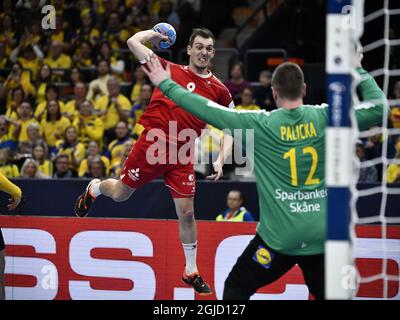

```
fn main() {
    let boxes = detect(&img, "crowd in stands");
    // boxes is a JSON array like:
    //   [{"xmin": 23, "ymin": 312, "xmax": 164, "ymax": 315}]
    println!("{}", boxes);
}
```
[
  {"xmin": 0, "ymin": 0, "xmax": 399, "ymax": 183},
  {"xmin": 0, "ymin": 0, "xmax": 185, "ymax": 180}
]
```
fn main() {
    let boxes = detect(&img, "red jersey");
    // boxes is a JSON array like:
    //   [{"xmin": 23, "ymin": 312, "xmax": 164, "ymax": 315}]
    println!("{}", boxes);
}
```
[{"xmin": 139, "ymin": 55, "xmax": 234, "ymax": 142}]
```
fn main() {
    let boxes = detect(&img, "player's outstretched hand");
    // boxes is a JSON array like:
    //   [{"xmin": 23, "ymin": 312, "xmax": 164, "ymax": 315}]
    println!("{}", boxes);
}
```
[
  {"xmin": 141, "ymin": 55, "xmax": 170, "ymax": 86},
  {"xmin": 206, "ymin": 160, "xmax": 224, "ymax": 181}
]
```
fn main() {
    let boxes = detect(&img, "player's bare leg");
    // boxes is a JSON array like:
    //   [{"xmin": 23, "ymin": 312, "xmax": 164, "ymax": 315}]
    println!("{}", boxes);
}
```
[
  {"xmin": 0, "ymin": 249, "xmax": 5, "ymax": 300},
  {"xmin": 75, "ymin": 178, "xmax": 135, "ymax": 217},
  {"xmin": 174, "ymin": 197, "xmax": 212, "ymax": 295},
  {"xmin": 98, "ymin": 179, "xmax": 135, "ymax": 202}
]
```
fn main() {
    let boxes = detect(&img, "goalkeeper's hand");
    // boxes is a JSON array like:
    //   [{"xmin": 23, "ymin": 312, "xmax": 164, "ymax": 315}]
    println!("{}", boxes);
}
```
[
  {"xmin": 141, "ymin": 54, "xmax": 170, "ymax": 86},
  {"xmin": 355, "ymin": 45, "xmax": 364, "ymax": 68}
]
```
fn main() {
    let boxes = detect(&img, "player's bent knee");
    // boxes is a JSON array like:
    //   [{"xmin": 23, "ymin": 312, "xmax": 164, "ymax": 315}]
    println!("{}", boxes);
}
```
[
  {"xmin": 179, "ymin": 210, "xmax": 195, "ymax": 225},
  {"xmin": 182, "ymin": 209, "xmax": 194, "ymax": 217}
]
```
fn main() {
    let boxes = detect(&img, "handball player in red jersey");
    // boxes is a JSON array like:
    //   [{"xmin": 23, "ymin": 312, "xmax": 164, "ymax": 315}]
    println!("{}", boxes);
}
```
[{"xmin": 75, "ymin": 27, "xmax": 235, "ymax": 295}]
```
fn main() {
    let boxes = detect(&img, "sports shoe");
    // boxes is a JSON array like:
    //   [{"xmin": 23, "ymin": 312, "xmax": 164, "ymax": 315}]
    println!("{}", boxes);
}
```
[
  {"xmin": 75, "ymin": 179, "xmax": 100, "ymax": 217},
  {"xmin": 182, "ymin": 270, "xmax": 212, "ymax": 296}
]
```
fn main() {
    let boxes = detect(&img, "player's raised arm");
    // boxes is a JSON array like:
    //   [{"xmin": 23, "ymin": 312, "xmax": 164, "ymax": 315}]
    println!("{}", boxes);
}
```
[
  {"xmin": 352, "ymin": 49, "xmax": 389, "ymax": 131},
  {"xmin": 126, "ymin": 30, "xmax": 169, "ymax": 62},
  {"xmin": 142, "ymin": 56, "xmax": 268, "ymax": 132}
]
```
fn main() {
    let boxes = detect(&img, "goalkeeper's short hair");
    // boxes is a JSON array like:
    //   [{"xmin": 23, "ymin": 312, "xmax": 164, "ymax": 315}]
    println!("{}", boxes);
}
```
[{"xmin": 271, "ymin": 62, "xmax": 304, "ymax": 101}]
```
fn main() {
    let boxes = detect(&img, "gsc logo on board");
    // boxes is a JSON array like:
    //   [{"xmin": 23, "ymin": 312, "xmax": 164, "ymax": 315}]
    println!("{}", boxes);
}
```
[{"xmin": 3, "ymin": 229, "xmax": 400, "ymax": 300}]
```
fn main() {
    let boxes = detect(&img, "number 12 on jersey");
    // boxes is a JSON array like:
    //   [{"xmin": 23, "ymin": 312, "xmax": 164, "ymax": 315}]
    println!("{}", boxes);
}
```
[{"xmin": 283, "ymin": 146, "xmax": 320, "ymax": 186}]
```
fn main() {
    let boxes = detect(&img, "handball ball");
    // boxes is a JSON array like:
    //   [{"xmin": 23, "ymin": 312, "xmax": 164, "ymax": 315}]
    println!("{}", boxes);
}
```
[{"xmin": 153, "ymin": 23, "xmax": 176, "ymax": 49}]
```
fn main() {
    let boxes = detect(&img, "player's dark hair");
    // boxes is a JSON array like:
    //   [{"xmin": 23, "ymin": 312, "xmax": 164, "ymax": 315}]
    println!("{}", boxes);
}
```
[
  {"xmin": 188, "ymin": 28, "xmax": 215, "ymax": 47},
  {"xmin": 271, "ymin": 62, "xmax": 304, "ymax": 100}
]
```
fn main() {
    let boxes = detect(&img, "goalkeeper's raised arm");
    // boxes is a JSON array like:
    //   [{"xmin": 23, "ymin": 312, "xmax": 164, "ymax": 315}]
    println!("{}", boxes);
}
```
[
  {"xmin": 141, "ymin": 56, "xmax": 268, "ymax": 132},
  {"xmin": 355, "ymin": 67, "xmax": 389, "ymax": 131}
]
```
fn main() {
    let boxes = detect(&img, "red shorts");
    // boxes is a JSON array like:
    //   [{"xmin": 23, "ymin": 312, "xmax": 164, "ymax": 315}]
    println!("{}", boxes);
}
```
[{"xmin": 120, "ymin": 130, "xmax": 196, "ymax": 198}]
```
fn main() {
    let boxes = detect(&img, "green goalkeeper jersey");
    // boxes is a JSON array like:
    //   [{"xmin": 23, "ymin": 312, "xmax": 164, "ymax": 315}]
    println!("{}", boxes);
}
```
[{"xmin": 158, "ymin": 68, "xmax": 386, "ymax": 256}]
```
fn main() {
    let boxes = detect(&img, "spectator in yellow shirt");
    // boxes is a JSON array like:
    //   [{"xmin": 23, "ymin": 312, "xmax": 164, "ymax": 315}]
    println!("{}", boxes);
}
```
[
  {"xmin": 86, "ymin": 59, "xmax": 112, "ymax": 102},
  {"xmin": 73, "ymin": 100, "xmax": 104, "ymax": 146},
  {"xmin": 56, "ymin": 126, "xmax": 86, "ymax": 172},
  {"xmin": 35, "ymin": 64, "xmax": 53, "ymax": 105},
  {"xmin": 79, "ymin": 140, "xmax": 110, "ymax": 177},
  {"xmin": 19, "ymin": 158, "xmax": 47, "ymax": 179},
  {"xmin": 0, "ymin": 149, "xmax": 19, "ymax": 179},
  {"xmin": 130, "ymin": 65, "xmax": 149, "ymax": 104},
  {"xmin": 15, "ymin": 122, "xmax": 46, "ymax": 160},
  {"xmin": 29, "ymin": 20, "xmax": 45, "ymax": 47},
  {"xmin": 98, "ymin": 41, "xmax": 125, "ymax": 80},
  {"xmin": 235, "ymin": 88, "xmax": 261, "ymax": 111},
  {"xmin": 390, "ymin": 81, "xmax": 400, "ymax": 129},
  {"xmin": 94, "ymin": 77, "xmax": 131, "ymax": 140},
  {"xmin": 0, "ymin": 41, "xmax": 8, "ymax": 72},
  {"xmin": 0, "ymin": 116, "xmax": 17, "ymax": 152},
  {"xmin": 34, "ymin": 84, "xmax": 65, "ymax": 122},
  {"xmin": 103, "ymin": 12, "xmax": 130, "ymax": 50},
  {"xmin": 40, "ymin": 100, "xmax": 71, "ymax": 152},
  {"xmin": 9, "ymin": 33, "xmax": 44, "ymax": 81},
  {"xmin": 50, "ymin": 14, "xmax": 66, "ymax": 43},
  {"xmin": 44, "ymin": 41, "xmax": 72, "ymax": 81},
  {"xmin": 0, "ymin": 14, "xmax": 17, "ymax": 55},
  {"xmin": 63, "ymin": 66, "xmax": 86, "ymax": 97},
  {"xmin": 106, "ymin": 121, "xmax": 135, "ymax": 167},
  {"xmin": 64, "ymin": 82, "xmax": 88, "ymax": 122},
  {"xmin": 32, "ymin": 143, "xmax": 53, "ymax": 178},
  {"xmin": 0, "ymin": 62, "xmax": 36, "ymax": 111},
  {"xmin": 73, "ymin": 9, "xmax": 100, "ymax": 47},
  {"xmin": 85, "ymin": 155, "xmax": 107, "ymax": 179},
  {"xmin": 110, "ymin": 139, "xmax": 134, "ymax": 178},
  {"xmin": 9, "ymin": 101, "xmax": 40, "ymax": 143},
  {"xmin": 387, "ymin": 150, "xmax": 400, "ymax": 184},
  {"xmin": 72, "ymin": 40, "xmax": 95, "ymax": 68},
  {"xmin": 7, "ymin": 86, "xmax": 25, "ymax": 119},
  {"xmin": 130, "ymin": 83, "xmax": 153, "ymax": 121}
]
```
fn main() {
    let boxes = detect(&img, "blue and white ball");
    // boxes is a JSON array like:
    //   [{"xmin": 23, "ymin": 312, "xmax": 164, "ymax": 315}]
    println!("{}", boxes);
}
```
[{"xmin": 152, "ymin": 22, "xmax": 176, "ymax": 49}]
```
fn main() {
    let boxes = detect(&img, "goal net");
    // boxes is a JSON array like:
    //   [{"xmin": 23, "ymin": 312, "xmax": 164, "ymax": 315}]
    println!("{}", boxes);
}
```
[{"xmin": 326, "ymin": 0, "xmax": 400, "ymax": 300}]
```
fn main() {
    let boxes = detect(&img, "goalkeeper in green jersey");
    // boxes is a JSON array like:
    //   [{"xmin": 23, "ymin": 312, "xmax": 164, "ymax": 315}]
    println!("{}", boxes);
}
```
[{"xmin": 141, "ymin": 53, "xmax": 386, "ymax": 300}]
